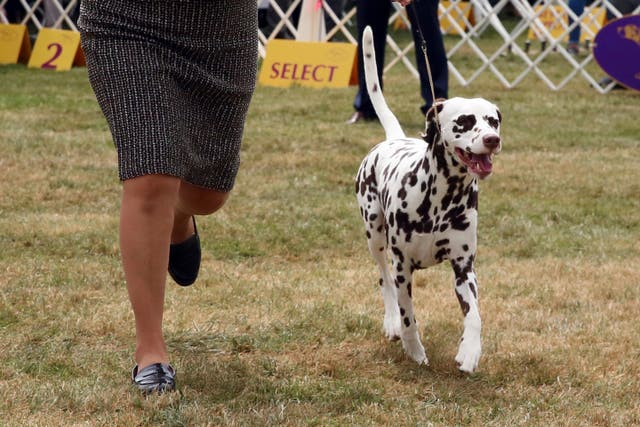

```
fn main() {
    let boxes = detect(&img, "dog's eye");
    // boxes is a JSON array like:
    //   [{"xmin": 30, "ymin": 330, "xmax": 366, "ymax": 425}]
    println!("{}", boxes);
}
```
[{"xmin": 484, "ymin": 115, "xmax": 500, "ymax": 130}]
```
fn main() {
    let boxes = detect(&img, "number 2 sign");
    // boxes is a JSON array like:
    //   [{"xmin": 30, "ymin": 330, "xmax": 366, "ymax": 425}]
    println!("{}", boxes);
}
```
[{"xmin": 28, "ymin": 28, "xmax": 84, "ymax": 71}]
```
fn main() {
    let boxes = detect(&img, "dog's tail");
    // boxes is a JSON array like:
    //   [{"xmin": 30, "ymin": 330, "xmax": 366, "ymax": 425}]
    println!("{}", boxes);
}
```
[{"xmin": 362, "ymin": 26, "xmax": 405, "ymax": 140}]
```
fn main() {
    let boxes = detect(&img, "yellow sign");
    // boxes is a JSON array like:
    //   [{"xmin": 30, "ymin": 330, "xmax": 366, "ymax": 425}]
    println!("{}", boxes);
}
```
[
  {"xmin": 259, "ymin": 39, "xmax": 357, "ymax": 88},
  {"xmin": 527, "ymin": 5, "xmax": 605, "ymax": 42},
  {"xmin": 28, "ymin": 28, "xmax": 83, "ymax": 71},
  {"xmin": 439, "ymin": 1, "xmax": 473, "ymax": 35},
  {"xmin": 0, "ymin": 24, "xmax": 31, "ymax": 65}
]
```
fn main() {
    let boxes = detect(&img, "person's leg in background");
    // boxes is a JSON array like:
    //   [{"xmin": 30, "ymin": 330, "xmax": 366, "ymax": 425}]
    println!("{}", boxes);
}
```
[
  {"xmin": 406, "ymin": 0, "xmax": 448, "ymax": 115},
  {"xmin": 567, "ymin": 0, "xmax": 585, "ymax": 55},
  {"xmin": 347, "ymin": 0, "xmax": 392, "ymax": 123}
]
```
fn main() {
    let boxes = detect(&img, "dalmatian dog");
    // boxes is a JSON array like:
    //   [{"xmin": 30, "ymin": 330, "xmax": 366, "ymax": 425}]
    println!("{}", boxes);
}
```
[{"xmin": 355, "ymin": 26, "xmax": 502, "ymax": 373}]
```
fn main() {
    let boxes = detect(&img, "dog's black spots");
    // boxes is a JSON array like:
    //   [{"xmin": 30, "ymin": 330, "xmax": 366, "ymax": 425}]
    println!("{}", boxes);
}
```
[
  {"xmin": 379, "ymin": 247, "xmax": 384, "ymax": 251},
  {"xmin": 379, "ymin": 278, "xmax": 383, "ymax": 287},
  {"xmin": 372, "ymin": 83, "xmax": 378, "ymax": 92},
  {"xmin": 397, "ymin": 263, "xmax": 403, "ymax": 272},
  {"xmin": 397, "ymin": 275, "xmax": 405, "ymax": 283},
  {"xmin": 395, "ymin": 208, "xmax": 432, "ymax": 236},
  {"xmin": 399, "ymin": 307, "xmax": 406, "ymax": 316},
  {"xmin": 388, "ymin": 212, "xmax": 395, "ymax": 228},
  {"xmin": 367, "ymin": 195, "xmax": 372, "ymax": 202},
  {"xmin": 452, "ymin": 114, "xmax": 477, "ymax": 134},
  {"xmin": 456, "ymin": 291, "xmax": 470, "ymax": 316},
  {"xmin": 395, "ymin": 210, "xmax": 409, "ymax": 230},
  {"xmin": 485, "ymin": 115, "xmax": 500, "ymax": 130},
  {"xmin": 496, "ymin": 109, "xmax": 502, "ymax": 123},
  {"xmin": 410, "ymin": 259, "xmax": 422, "ymax": 270},
  {"xmin": 358, "ymin": 166, "xmax": 378, "ymax": 197},
  {"xmin": 469, "ymin": 282, "xmax": 477, "ymax": 299},
  {"xmin": 462, "ymin": 244, "xmax": 469, "ymax": 251},
  {"xmin": 421, "ymin": 182, "xmax": 427, "ymax": 192},
  {"xmin": 444, "ymin": 205, "xmax": 471, "ymax": 231},
  {"xmin": 402, "ymin": 201, "xmax": 408, "ymax": 209},
  {"xmin": 467, "ymin": 189, "xmax": 478, "ymax": 210},
  {"xmin": 452, "ymin": 257, "xmax": 474, "ymax": 287},
  {"xmin": 441, "ymin": 193, "xmax": 452, "ymax": 212},
  {"xmin": 377, "ymin": 225, "xmax": 384, "ymax": 232},
  {"xmin": 391, "ymin": 236, "xmax": 397, "ymax": 245},
  {"xmin": 433, "ymin": 142, "xmax": 450, "ymax": 178},
  {"xmin": 436, "ymin": 239, "xmax": 449, "ymax": 247},
  {"xmin": 416, "ymin": 197, "xmax": 433, "ymax": 233},
  {"xmin": 366, "ymin": 231, "xmax": 371, "ymax": 238},
  {"xmin": 407, "ymin": 282, "xmax": 412, "ymax": 298},
  {"xmin": 439, "ymin": 223, "xmax": 449, "ymax": 232},
  {"xmin": 398, "ymin": 188, "xmax": 407, "ymax": 200},
  {"xmin": 404, "ymin": 317, "xmax": 411, "ymax": 327},
  {"xmin": 435, "ymin": 247, "xmax": 450, "ymax": 262},
  {"xmin": 369, "ymin": 213, "xmax": 378, "ymax": 221},
  {"xmin": 391, "ymin": 246, "xmax": 405, "ymax": 263}
]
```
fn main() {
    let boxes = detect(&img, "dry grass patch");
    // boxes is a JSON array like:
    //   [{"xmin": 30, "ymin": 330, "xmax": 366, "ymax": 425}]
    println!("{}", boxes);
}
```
[{"xmin": 1, "ymin": 45, "xmax": 639, "ymax": 426}]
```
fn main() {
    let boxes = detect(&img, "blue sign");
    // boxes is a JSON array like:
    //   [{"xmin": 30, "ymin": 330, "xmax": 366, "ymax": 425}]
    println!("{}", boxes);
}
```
[{"xmin": 593, "ymin": 14, "xmax": 640, "ymax": 92}]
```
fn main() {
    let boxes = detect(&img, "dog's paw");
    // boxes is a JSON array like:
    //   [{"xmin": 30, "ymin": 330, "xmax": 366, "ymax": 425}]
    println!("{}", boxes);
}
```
[
  {"xmin": 402, "ymin": 335, "xmax": 428, "ymax": 365},
  {"xmin": 455, "ymin": 335, "xmax": 481, "ymax": 373},
  {"xmin": 383, "ymin": 314, "xmax": 402, "ymax": 341}
]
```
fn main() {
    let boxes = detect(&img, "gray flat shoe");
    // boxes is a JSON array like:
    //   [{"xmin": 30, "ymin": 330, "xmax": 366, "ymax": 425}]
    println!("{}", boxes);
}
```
[{"xmin": 131, "ymin": 363, "xmax": 176, "ymax": 394}]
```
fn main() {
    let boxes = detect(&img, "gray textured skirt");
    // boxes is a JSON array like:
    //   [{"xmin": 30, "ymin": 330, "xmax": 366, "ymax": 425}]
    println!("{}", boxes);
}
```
[{"xmin": 79, "ymin": 0, "xmax": 258, "ymax": 191}]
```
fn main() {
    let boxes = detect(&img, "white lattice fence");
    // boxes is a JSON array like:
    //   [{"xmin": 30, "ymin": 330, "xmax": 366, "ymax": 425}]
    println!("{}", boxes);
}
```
[
  {"xmin": 2, "ymin": 0, "xmax": 634, "ymax": 92},
  {"xmin": 258, "ymin": 0, "xmax": 636, "ymax": 93},
  {"xmin": 0, "ymin": 0, "xmax": 79, "ymax": 30}
]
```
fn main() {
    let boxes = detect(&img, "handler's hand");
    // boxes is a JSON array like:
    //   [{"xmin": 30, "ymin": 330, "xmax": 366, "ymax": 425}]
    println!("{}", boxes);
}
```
[{"xmin": 394, "ymin": 0, "xmax": 413, "ymax": 5}]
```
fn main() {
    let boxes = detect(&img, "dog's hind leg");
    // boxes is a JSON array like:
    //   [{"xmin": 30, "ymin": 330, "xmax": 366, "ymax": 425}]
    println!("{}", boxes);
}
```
[
  {"xmin": 363, "ymin": 207, "xmax": 402, "ymax": 341},
  {"xmin": 393, "ymin": 258, "xmax": 428, "ymax": 365},
  {"xmin": 451, "ymin": 257, "xmax": 482, "ymax": 373}
]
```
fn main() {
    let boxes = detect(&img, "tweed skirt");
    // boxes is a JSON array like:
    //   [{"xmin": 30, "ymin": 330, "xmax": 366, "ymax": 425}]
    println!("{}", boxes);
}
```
[{"xmin": 79, "ymin": 0, "xmax": 258, "ymax": 191}]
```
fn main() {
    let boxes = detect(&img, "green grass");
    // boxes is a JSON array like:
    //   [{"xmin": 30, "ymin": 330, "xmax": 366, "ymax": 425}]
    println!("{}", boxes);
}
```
[{"xmin": 1, "ymin": 35, "xmax": 639, "ymax": 426}]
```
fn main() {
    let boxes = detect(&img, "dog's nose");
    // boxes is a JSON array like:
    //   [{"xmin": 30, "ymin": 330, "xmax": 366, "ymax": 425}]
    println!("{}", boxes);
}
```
[{"xmin": 483, "ymin": 135, "xmax": 501, "ymax": 150}]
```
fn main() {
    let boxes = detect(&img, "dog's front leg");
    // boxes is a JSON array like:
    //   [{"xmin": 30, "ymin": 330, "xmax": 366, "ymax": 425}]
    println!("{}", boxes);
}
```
[
  {"xmin": 452, "ymin": 257, "xmax": 482, "ymax": 373},
  {"xmin": 393, "ymin": 258, "xmax": 428, "ymax": 365}
]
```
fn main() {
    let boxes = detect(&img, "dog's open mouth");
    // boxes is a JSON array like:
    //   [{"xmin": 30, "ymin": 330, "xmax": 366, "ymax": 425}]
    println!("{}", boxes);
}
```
[{"xmin": 455, "ymin": 148, "xmax": 493, "ymax": 179}]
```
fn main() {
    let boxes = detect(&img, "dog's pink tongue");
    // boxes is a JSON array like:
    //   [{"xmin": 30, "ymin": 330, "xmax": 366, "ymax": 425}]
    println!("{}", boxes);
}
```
[{"xmin": 476, "ymin": 154, "xmax": 493, "ymax": 172}]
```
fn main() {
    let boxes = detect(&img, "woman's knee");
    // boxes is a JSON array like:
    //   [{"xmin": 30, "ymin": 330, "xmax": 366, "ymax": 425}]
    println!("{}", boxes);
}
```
[
  {"xmin": 122, "ymin": 175, "xmax": 181, "ymax": 213},
  {"xmin": 178, "ymin": 182, "xmax": 230, "ymax": 215}
]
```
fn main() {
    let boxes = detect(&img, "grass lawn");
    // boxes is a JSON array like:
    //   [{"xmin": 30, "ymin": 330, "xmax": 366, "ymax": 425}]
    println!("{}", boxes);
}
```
[{"xmin": 0, "ymin": 36, "xmax": 639, "ymax": 426}]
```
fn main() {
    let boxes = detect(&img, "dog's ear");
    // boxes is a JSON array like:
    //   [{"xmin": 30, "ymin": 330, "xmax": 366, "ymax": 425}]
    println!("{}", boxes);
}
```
[
  {"xmin": 422, "ymin": 100, "xmax": 445, "ymax": 143},
  {"xmin": 425, "ymin": 99, "xmax": 445, "ymax": 123}
]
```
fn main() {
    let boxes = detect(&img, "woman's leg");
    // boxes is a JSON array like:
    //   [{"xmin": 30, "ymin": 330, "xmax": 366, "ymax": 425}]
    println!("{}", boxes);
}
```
[
  {"xmin": 120, "ymin": 174, "xmax": 229, "ymax": 370},
  {"xmin": 171, "ymin": 181, "xmax": 229, "ymax": 244}
]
